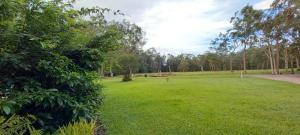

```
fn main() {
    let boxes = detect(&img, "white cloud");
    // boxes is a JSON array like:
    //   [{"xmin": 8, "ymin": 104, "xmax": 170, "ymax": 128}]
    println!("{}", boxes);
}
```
[
  {"xmin": 75, "ymin": 0, "xmax": 272, "ymax": 55},
  {"xmin": 254, "ymin": 0, "xmax": 273, "ymax": 10},
  {"xmin": 137, "ymin": 0, "xmax": 231, "ymax": 54}
]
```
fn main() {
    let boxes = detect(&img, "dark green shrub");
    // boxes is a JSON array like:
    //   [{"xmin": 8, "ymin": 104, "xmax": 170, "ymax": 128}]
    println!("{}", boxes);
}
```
[
  {"xmin": 0, "ymin": 49, "xmax": 102, "ymax": 132},
  {"xmin": 122, "ymin": 74, "xmax": 133, "ymax": 82},
  {"xmin": 64, "ymin": 49, "xmax": 103, "ymax": 71},
  {"xmin": 0, "ymin": 0, "xmax": 117, "ymax": 133}
]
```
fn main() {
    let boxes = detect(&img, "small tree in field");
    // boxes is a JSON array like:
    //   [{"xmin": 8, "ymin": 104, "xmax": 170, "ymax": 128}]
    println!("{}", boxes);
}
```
[
  {"xmin": 118, "ymin": 50, "xmax": 140, "ymax": 81},
  {"xmin": 113, "ymin": 21, "xmax": 146, "ymax": 81}
]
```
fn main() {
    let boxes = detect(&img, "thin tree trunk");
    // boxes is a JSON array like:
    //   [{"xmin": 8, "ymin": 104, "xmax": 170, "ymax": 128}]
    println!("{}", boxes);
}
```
[
  {"xmin": 274, "ymin": 26, "xmax": 281, "ymax": 75},
  {"xmin": 109, "ymin": 65, "xmax": 113, "ymax": 77},
  {"xmin": 100, "ymin": 67, "xmax": 104, "ymax": 77},
  {"xmin": 290, "ymin": 56, "xmax": 294, "ymax": 74},
  {"xmin": 229, "ymin": 55, "xmax": 233, "ymax": 72},
  {"xmin": 266, "ymin": 44, "xmax": 275, "ymax": 75},
  {"xmin": 168, "ymin": 65, "xmax": 172, "ymax": 73},
  {"xmin": 243, "ymin": 44, "xmax": 247, "ymax": 74},
  {"xmin": 98, "ymin": 68, "xmax": 102, "ymax": 77},
  {"xmin": 275, "ymin": 42, "xmax": 280, "ymax": 75},
  {"xmin": 129, "ymin": 66, "xmax": 133, "ymax": 78},
  {"xmin": 296, "ymin": 57, "xmax": 300, "ymax": 69},
  {"xmin": 269, "ymin": 51, "xmax": 274, "ymax": 75},
  {"xmin": 272, "ymin": 53, "xmax": 277, "ymax": 74},
  {"xmin": 123, "ymin": 66, "xmax": 133, "ymax": 81},
  {"xmin": 284, "ymin": 47, "xmax": 289, "ymax": 71}
]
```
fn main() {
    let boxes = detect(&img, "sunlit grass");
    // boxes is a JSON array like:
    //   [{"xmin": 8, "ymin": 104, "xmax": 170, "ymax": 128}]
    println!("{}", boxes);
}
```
[{"xmin": 100, "ymin": 72, "xmax": 300, "ymax": 135}]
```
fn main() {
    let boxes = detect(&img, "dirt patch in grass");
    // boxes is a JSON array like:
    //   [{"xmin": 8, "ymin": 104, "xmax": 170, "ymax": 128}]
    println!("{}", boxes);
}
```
[{"xmin": 253, "ymin": 74, "xmax": 300, "ymax": 85}]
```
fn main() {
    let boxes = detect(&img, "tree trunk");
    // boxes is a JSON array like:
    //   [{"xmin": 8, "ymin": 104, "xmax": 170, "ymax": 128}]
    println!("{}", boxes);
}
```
[
  {"xmin": 129, "ymin": 66, "xmax": 133, "ymax": 78},
  {"xmin": 266, "ymin": 44, "xmax": 275, "ymax": 75},
  {"xmin": 168, "ymin": 65, "xmax": 172, "ymax": 73},
  {"xmin": 290, "ymin": 56, "xmax": 294, "ymax": 74},
  {"xmin": 269, "ymin": 52, "xmax": 274, "ymax": 75},
  {"xmin": 123, "ymin": 66, "xmax": 133, "ymax": 82},
  {"xmin": 296, "ymin": 57, "xmax": 300, "ymax": 69},
  {"xmin": 109, "ymin": 65, "xmax": 113, "ymax": 77},
  {"xmin": 284, "ymin": 47, "xmax": 289, "ymax": 71},
  {"xmin": 100, "ymin": 66, "xmax": 104, "ymax": 77},
  {"xmin": 98, "ymin": 68, "xmax": 102, "ymax": 77},
  {"xmin": 275, "ymin": 42, "xmax": 280, "ymax": 75},
  {"xmin": 243, "ymin": 44, "xmax": 247, "ymax": 74},
  {"xmin": 273, "ymin": 26, "xmax": 281, "ymax": 75},
  {"xmin": 272, "ymin": 52, "xmax": 277, "ymax": 74},
  {"xmin": 229, "ymin": 55, "xmax": 233, "ymax": 72},
  {"xmin": 159, "ymin": 69, "xmax": 162, "ymax": 77},
  {"xmin": 223, "ymin": 59, "xmax": 226, "ymax": 71}
]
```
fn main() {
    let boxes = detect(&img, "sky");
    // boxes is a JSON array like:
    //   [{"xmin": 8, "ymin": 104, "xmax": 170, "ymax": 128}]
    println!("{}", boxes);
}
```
[{"xmin": 75, "ymin": 0, "xmax": 273, "ymax": 55}]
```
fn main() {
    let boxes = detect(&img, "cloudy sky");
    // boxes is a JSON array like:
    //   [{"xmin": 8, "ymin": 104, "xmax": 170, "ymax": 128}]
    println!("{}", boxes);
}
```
[{"xmin": 76, "ymin": 0, "xmax": 273, "ymax": 55}]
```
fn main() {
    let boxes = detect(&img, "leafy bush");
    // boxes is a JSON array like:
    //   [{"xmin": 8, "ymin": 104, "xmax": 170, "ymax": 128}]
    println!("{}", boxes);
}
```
[
  {"xmin": 0, "ymin": 0, "xmax": 121, "ymax": 133},
  {"xmin": 56, "ymin": 120, "xmax": 96, "ymax": 135},
  {"xmin": 0, "ymin": 50, "xmax": 102, "ymax": 132},
  {"xmin": 64, "ymin": 49, "xmax": 103, "ymax": 71}
]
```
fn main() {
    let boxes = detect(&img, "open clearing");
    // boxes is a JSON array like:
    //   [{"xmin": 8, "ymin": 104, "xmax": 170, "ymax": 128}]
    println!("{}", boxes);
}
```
[{"xmin": 100, "ymin": 72, "xmax": 300, "ymax": 135}]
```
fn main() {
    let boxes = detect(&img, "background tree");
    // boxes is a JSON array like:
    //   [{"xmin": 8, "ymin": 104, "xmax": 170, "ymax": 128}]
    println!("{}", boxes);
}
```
[{"xmin": 230, "ymin": 6, "xmax": 263, "ymax": 73}]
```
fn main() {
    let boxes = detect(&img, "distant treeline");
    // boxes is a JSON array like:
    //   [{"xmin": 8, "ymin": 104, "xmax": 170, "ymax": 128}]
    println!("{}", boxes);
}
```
[{"xmin": 102, "ymin": 46, "xmax": 299, "ymax": 76}]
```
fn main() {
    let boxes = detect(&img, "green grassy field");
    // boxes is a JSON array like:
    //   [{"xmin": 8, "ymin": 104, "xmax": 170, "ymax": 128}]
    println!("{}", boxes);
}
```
[{"xmin": 100, "ymin": 72, "xmax": 300, "ymax": 135}]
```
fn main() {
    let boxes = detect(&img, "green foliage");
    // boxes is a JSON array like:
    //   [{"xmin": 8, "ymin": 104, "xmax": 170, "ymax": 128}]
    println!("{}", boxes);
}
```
[
  {"xmin": 99, "ymin": 21, "xmax": 146, "ymax": 80},
  {"xmin": 0, "ymin": 47, "xmax": 102, "ymax": 131},
  {"xmin": 87, "ymin": 24, "xmax": 124, "ymax": 51},
  {"xmin": 28, "ymin": 126, "xmax": 43, "ymax": 135},
  {"xmin": 64, "ymin": 48, "xmax": 103, "ymax": 71},
  {"xmin": 56, "ymin": 120, "xmax": 96, "ymax": 135},
  {"xmin": 0, "ymin": 0, "xmax": 125, "ymax": 133}
]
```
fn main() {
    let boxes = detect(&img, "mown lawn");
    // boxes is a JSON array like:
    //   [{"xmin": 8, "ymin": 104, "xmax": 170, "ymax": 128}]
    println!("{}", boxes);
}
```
[{"xmin": 100, "ymin": 72, "xmax": 300, "ymax": 135}]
